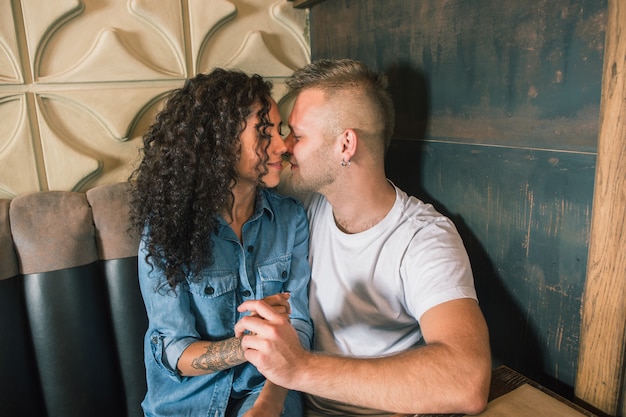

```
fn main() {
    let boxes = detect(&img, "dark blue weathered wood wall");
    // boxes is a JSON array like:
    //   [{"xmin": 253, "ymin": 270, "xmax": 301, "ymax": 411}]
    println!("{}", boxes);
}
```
[{"xmin": 308, "ymin": 0, "xmax": 606, "ymax": 394}]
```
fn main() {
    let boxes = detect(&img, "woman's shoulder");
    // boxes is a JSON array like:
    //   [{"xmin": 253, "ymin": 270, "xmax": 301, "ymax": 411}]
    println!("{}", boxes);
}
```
[
  {"xmin": 261, "ymin": 188, "xmax": 306, "ymax": 213},
  {"xmin": 262, "ymin": 187, "xmax": 300, "ymax": 201}
]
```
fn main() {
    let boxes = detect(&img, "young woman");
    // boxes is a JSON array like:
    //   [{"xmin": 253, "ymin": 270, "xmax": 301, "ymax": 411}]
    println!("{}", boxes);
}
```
[{"xmin": 129, "ymin": 69, "xmax": 312, "ymax": 417}]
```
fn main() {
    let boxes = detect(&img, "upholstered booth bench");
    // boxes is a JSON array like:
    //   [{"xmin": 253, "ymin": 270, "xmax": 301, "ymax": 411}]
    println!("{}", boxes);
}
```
[
  {"xmin": 2, "ymin": 182, "xmax": 603, "ymax": 417},
  {"xmin": 0, "ymin": 182, "xmax": 147, "ymax": 417}
]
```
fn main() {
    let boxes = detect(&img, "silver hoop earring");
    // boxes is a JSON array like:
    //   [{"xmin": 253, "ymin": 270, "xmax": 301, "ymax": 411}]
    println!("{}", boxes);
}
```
[{"xmin": 341, "ymin": 159, "xmax": 351, "ymax": 167}]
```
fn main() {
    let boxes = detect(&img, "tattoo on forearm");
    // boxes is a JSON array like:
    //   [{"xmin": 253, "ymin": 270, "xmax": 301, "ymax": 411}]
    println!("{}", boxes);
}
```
[{"xmin": 191, "ymin": 337, "xmax": 245, "ymax": 372}]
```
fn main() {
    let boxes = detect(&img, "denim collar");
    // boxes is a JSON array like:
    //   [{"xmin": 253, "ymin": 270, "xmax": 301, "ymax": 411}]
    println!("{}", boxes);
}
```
[{"xmin": 216, "ymin": 188, "xmax": 275, "ymax": 232}]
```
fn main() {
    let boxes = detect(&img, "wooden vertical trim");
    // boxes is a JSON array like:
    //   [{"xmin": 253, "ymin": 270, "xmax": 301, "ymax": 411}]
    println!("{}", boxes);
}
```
[
  {"xmin": 575, "ymin": 0, "xmax": 626, "ymax": 415},
  {"xmin": 623, "ymin": 367, "xmax": 626, "ymax": 417}
]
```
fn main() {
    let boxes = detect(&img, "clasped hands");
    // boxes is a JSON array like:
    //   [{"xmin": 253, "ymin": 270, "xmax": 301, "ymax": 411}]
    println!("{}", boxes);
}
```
[{"xmin": 235, "ymin": 293, "xmax": 306, "ymax": 388}]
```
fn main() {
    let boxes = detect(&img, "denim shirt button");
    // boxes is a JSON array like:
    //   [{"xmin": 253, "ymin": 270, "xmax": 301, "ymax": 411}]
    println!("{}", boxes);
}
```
[
  {"xmin": 281, "ymin": 270, "xmax": 288, "ymax": 278},
  {"xmin": 242, "ymin": 289, "xmax": 251, "ymax": 297},
  {"xmin": 204, "ymin": 286, "xmax": 215, "ymax": 295},
  {"xmin": 247, "ymin": 245, "xmax": 254, "ymax": 253},
  {"xmin": 151, "ymin": 335, "xmax": 158, "ymax": 344}
]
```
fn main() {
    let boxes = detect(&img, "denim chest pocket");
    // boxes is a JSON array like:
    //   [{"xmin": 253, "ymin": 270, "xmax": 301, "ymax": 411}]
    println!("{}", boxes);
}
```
[
  {"xmin": 257, "ymin": 255, "xmax": 291, "ymax": 296},
  {"xmin": 187, "ymin": 270, "xmax": 238, "ymax": 299}
]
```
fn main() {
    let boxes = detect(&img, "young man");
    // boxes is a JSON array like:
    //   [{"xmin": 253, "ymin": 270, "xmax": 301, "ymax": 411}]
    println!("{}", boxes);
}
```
[{"xmin": 235, "ymin": 59, "xmax": 491, "ymax": 416}]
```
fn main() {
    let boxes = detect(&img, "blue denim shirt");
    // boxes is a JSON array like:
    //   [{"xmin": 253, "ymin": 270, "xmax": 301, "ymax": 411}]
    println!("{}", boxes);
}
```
[{"xmin": 139, "ymin": 189, "xmax": 313, "ymax": 417}]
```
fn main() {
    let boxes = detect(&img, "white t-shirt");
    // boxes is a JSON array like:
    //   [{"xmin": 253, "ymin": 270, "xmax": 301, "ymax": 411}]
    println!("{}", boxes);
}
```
[{"xmin": 305, "ymin": 184, "xmax": 477, "ymax": 357}]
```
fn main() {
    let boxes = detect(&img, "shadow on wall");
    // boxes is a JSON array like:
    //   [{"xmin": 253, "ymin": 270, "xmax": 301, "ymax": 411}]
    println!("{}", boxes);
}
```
[
  {"xmin": 385, "ymin": 62, "xmax": 430, "ymax": 140},
  {"xmin": 382, "ymin": 62, "xmax": 544, "ymax": 381}
]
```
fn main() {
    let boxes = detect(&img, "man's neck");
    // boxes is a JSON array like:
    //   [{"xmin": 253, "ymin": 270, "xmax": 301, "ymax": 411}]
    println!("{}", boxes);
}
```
[{"xmin": 325, "ymin": 176, "xmax": 396, "ymax": 234}]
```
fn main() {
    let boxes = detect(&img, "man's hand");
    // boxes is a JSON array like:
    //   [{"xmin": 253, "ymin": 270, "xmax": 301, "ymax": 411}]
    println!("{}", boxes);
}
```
[{"xmin": 235, "ymin": 299, "xmax": 308, "ymax": 389}]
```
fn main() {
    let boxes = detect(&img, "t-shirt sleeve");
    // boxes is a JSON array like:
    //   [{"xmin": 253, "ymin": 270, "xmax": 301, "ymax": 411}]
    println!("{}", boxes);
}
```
[{"xmin": 401, "ymin": 217, "xmax": 478, "ymax": 322}]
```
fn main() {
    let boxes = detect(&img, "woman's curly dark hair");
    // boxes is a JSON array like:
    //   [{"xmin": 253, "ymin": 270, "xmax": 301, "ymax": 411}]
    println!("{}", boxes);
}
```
[{"xmin": 129, "ymin": 69, "xmax": 274, "ymax": 288}]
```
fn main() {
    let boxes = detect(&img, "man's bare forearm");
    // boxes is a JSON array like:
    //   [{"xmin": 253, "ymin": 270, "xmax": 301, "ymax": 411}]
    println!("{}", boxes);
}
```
[
  {"xmin": 237, "ymin": 298, "xmax": 491, "ymax": 415},
  {"xmin": 179, "ymin": 337, "xmax": 246, "ymax": 376},
  {"xmin": 292, "ymin": 340, "xmax": 490, "ymax": 414},
  {"xmin": 293, "ymin": 300, "xmax": 491, "ymax": 414}
]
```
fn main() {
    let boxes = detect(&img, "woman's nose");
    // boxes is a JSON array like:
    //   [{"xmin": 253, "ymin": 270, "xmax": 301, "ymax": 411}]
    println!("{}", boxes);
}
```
[
  {"xmin": 284, "ymin": 133, "xmax": 295, "ymax": 153},
  {"xmin": 271, "ymin": 132, "xmax": 287, "ymax": 154}
]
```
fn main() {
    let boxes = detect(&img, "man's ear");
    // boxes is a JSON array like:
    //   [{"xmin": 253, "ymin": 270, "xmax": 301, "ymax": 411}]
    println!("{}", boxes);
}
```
[{"xmin": 340, "ymin": 128, "xmax": 358, "ymax": 161}]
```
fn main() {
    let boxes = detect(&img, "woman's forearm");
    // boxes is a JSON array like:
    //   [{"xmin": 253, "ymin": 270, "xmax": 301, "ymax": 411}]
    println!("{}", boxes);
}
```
[{"xmin": 178, "ymin": 337, "xmax": 246, "ymax": 376}]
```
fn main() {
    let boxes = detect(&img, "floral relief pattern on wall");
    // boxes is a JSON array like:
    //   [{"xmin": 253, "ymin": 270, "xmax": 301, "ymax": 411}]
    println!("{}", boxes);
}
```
[{"xmin": 0, "ymin": 0, "xmax": 309, "ymax": 198}]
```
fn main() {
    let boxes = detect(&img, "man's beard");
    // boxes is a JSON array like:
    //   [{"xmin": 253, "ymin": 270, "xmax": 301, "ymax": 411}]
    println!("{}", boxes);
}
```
[
  {"xmin": 289, "ymin": 151, "xmax": 336, "ymax": 194},
  {"xmin": 289, "ymin": 169, "xmax": 331, "ymax": 194}
]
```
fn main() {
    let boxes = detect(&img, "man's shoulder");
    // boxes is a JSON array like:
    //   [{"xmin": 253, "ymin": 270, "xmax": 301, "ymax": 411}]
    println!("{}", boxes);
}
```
[{"xmin": 394, "ymin": 185, "xmax": 448, "ymax": 221}]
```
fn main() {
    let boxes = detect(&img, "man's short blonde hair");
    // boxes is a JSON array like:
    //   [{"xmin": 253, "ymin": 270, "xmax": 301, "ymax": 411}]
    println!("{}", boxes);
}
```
[{"xmin": 287, "ymin": 59, "xmax": 395, "ymax": 153}]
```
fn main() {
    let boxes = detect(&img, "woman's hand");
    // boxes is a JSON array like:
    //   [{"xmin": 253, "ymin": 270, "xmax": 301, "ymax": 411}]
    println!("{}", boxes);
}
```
[
  {"xmin": 257, "ymin": 292, "xmax": 291, "ymax": 320},
  {"xmin": 241, "ymin": 404, "xmax": 282, "ymax": 417},
  {"xmin": 241, "ymin": 382, "xmax": 285, "ymax": 417}
]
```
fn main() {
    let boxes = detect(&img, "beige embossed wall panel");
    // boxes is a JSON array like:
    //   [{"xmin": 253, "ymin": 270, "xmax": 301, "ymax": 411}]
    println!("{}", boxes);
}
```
[
  {"xmin": 0, "ymin": 2, "xmax": 23, "ymax": 83},
  {"xmin": 0, "ymin": 0, "xmax": 309, "ymax": 199},
  {"xmin": 21, "ymin": 0, "xmax": 187, "ymax": 82}
]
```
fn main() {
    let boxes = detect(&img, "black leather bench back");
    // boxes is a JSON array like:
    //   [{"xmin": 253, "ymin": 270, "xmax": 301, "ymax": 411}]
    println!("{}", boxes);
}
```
[{"xmin": 0, "ymin": 183, "xmax": 146, "ymax": 417}]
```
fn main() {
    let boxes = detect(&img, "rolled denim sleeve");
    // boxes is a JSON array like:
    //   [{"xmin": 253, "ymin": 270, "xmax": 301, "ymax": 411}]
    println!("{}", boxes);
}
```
[
  {"xmin": 138, "ymin": 239, "xmax": 199, "ymax": 378},
  {"xmin": 283, "ymin": 206, "xmax": 313, "ymax": 350}
]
